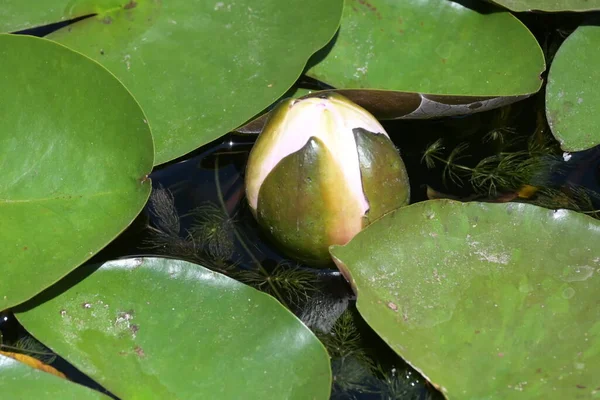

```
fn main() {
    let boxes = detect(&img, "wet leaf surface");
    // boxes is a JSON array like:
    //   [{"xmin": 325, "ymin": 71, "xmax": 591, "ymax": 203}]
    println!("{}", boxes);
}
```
[
  {"xmin": 305, "ymin": 0, "xmax": 545, "ymax": 118},
  {"xmin": 16, "ymin": 257, "xmax": 331, "ymax": 400},
  {"xmin": 0, "ymin": 353, "xmax": 109, "ymax": 399},
  {"xmin": 331, "ymin": 200, "xmax": 600, "ymax": 399},
  {"xmin": 0, "ymin": 34, "xmax": 153, "ymax": 310},
  {"xmin": 0, "ymin": 0, "xmax": 343, "ymax": 164},
  {"xmin": 546, "ymin": 25, "xmax": 600, "ymax": 152}
]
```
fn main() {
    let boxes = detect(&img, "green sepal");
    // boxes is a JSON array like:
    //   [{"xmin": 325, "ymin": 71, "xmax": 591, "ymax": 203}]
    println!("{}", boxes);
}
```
[
  {"xmin": 257, "ymin": 136, "xmax": 361, "ymax": 266},
  {"xmin": 354, "ymin": 128, "xmax": 410, "ymax": 225}
]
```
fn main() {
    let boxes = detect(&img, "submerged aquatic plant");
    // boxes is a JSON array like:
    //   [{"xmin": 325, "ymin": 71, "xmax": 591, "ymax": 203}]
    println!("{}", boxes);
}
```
[
  {"xmin": 0, "ymin": 333, "xmax": 57, "ymax": 365},
  {"xmin": 421, "ymin": 115, "xmax": 600, "ymax": 216},
  {"xmin": 319, "ymin": 309, "xmax": 438, "ymax": 400},
  {"xmin": 143, "ymin": 162, "xmax": 322, "ymax": 309},
  {"xmin": 237, "ymin": 260, "xmax": 318, "ymax": 307},
  {"xmin": 188, "ymin": 202, "xmax": 236, "ymax": 261}
]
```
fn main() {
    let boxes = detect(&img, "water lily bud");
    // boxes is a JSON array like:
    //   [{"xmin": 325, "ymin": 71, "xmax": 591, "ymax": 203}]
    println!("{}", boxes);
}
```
[{"xmin": 245, "ymin": 93, "xmax": 410, "ymax": 266}]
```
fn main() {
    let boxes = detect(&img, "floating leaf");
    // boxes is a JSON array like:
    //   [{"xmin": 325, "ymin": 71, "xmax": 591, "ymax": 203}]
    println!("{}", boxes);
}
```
[
  {"xmin": 546, "ymin": 25, "xmax": 600, "ymax": 152},
  {"xmin": 489, "ymin": 0, "xmax": 600, "ymax": 12},
  {"xmin": 0, "ymin": 353, "xmax": 109, "ymax": 399},
  {"xmin": 1, "ymin": 0, "xmax": 343, "ymax": 164},
  {"xmin": 16, "ymin": 257, "xmax": 331, "ymax": 400},
  {"xmin": 0, "ymin": 350, "xmax": 65, "ymax": 379},
  {"xmin": 236, "ymin": 88, "xmax": 527, "ymax": 134},
  {"xmin": 0, "ymin": 34, "xmax": 153, "ymax": 310},
  {"xmin": 305, "ymin": 0, "xmax": 545, "ymax": 118},
  {"xmin": 330, "ymin": 200, "xmax": 600, "ymax": 399}
]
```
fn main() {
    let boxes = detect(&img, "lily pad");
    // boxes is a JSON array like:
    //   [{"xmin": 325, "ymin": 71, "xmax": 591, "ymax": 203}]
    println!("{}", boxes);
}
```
[
  {"xmin": 16, "ymin": 257, "xmax": 331, "ymax": 400},
  {"xmin": 305, "ymin": 0, "xmax": 545, "ymax": 118},
  {"xmin": 546, "ymin": 25, "xmax": 600, "ymax": 152},
  {"xmin": 330, "ymin": 200, "xmax": 600, "ymax": 399},
  {"xmin": 0, "ymin": 34, "xmax": 153, "ymax": 310},
  {"xmin": 236, "ymin": 88, "xmax": 527, "ymax": 134},
  {"xmin": 489, "ymin": 0, "xmax": 600, "ymax": 12},
  {"xmin": 0, "ymin": 0, "xmax": 343, "ymax": 164},
  {"xmin": 0, "ymin": 353, "xmax": 109, "ymax": 399}
]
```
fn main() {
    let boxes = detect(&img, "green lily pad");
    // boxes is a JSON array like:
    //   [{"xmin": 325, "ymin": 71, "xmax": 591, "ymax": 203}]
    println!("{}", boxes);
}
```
[
  {"xmin": 1, "ymin": 0, "xmax": 343, "ymax": 165},
  {"xmin": 0, "ymin": 34, "xmax": 153, "ymax": 310},
  {"xmin": 546, "ymin": 25, "xmax": 600, "ymax": 152},
  {"xmin": 0, "ymin": 353, "xmax": 109, "ymax": 399},
  {"xmin": 489, "ymin": 0, "xmax": 600, "ymax": 12},
  {"xmin": 305, "ymin": 0, "xmax": 545, "ymax": 118},
  {"xmin": 16, "ymin": 257, "xmax": 331, "ymax": 399},
  {"xmin": 330, "ymin": 200, "xmax": 600, "ymax": 399}
]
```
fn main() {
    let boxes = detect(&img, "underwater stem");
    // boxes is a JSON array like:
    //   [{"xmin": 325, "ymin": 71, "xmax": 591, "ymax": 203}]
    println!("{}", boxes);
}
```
[{"xmin": 214, "ymin": 155, "xmax": 290, "ymax": 308}]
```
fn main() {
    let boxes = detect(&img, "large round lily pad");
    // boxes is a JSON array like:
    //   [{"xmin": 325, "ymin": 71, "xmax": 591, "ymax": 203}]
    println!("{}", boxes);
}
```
[
  {"xmin": 330, "ymin": 200, "xmax": 600, "ymax": 399},
  {"xmin": 0, "ymin": 353, "xmax": 109, "ymax": 399},
  {"xmin": 0, "ymin": 34, "xmax": 153, "ymax": 310},
  {"xmin": 16, "ymin": 257, "xmax": 331, "ymax": 399},
  {"xmin": 546, "ymin": 25, "xmax": 600, "ymax": 152},
  {"xmin": 305, "ymin": 0, "xmax": 545, "ymax": 118},
  {"xmin": 489, "ymin": 0, "xmax": 600, "ymax": 12},
  {"xmin": 0, "ymin": 0, "xmax": 343, "ymax": 164}
]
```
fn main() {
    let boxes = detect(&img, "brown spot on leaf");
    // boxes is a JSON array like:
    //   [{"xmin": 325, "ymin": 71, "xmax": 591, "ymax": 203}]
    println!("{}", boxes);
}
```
[
  {"xmin": 387, "ymin": 302, "xmax": 398, "ymax": 311},
  {"xmin": 23, "ymin": 246, "xmax": 28, "ymax": 251},
  {"xmin": 134, "ymin": 346, "xmax": 145, "ymax": 357},
  {"xmin": 130, "ymin": 324, "xmax": 139, "ymax": 336},
  {"xmin": 536, "ymin": 368, "xmax": 542, "ymax": 373},
  {"xmin": 124, "ymin": 0, "xmax": 138, "ymax": 9},
  {"xmin": 576, "ymin": 384, "xmax": 586, "ymax": 389},
  {"xmin": 82, "ymin": 302, "xmax": 92, "ymax": 309},
  {"xmin": 475, "ymin": 330, "xmax": 480, "ymax": 334},
  {"xmin": 497, "ymin": 352, "xmax": 504, "ymax": 357},
  {"xmin": 356, "ymin": 0, "xmax": 378, "ymax": 14},
  {"xmin": 102, "ymin": 16, "xmax": 113, "ymax": 24}
]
